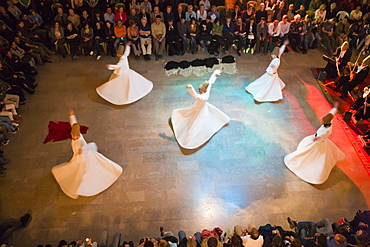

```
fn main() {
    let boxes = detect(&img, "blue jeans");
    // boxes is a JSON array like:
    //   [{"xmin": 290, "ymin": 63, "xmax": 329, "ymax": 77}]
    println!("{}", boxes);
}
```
[
  {"xmin": 178, "ymin": 230, "xmax": 201, "ymax": 244},
  {"xmin": 0, "ymin": 116, "xmax": 15, "ymax": 132},
  {"xmin": 114, "ymin": 37, "xmax": 126, "ymax": 50},
  {"xmin": 94, "ymin": 37, "xmax": 105, "ymax": 55},
  {"xmin": 179, "ymin": 34, "xmax": 189, "ymax": 52}
]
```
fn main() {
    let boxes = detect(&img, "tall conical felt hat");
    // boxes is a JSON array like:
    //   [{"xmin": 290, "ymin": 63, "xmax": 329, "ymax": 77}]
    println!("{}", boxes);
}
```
[
  {"xmin": 322, "ymin": 113, "xmax": 334, "ymax": 125},
  {"xmin": 272, "ymin": 46, "xmax": 280, "ymax": 56},
  {"xmin": 117, "ymin": 45, "xmax": 125, "ymax": 55},
  {"xmin": 71, "ymin": 123, "xmax": 80, "ymax": 136}
]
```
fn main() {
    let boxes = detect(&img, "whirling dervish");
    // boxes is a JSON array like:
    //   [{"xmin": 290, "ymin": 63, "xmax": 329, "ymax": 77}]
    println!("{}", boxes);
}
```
[
  {"xmin": 245, "ymin": 40, "xmax": 289, "ymax": 102},
  {"xmin": 171, "ymin": 69, "xmax": 230, "ymax": 149},
  {"xmin": 51, "ymin": 109, "xmax": 123, "ymax": 199},
  {"xmin": 96, "ymin": 43, "xmax": 153, "ymax": 105},
  {"xmin": 284, "ymin": 102, "xmax": 345, "ymax": 185}
]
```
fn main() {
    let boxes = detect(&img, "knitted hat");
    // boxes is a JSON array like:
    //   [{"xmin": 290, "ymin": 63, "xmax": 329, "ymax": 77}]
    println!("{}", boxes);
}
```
[
  {"xmin": 71, "ymin": 123, "xmax": 80, "ymax": 136},
  {"xmin": 322, "ymin": 113, "xmax": 334, "ymax": 125}
]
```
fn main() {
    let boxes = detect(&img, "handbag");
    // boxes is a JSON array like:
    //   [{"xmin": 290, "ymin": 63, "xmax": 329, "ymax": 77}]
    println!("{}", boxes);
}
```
[{"xmin": 248, "ymin": 34, "xmax": 254, "ymax": 39}]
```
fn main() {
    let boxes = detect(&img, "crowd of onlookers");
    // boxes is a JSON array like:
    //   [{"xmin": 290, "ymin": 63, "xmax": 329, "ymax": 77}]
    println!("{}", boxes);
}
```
[
  {"xmin": 0, "ymin": 0, "xmax": 369, "ymax": 173},
  {"xmin": 2, "ymin": 210, "xmax": 367, "ymax": 247}
]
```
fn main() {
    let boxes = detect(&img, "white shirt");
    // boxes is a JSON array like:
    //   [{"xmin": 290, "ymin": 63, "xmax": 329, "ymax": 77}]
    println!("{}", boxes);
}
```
[
  {"xmin": 279, "ymin": 21, "xmax": 290, "ymax": 36},
  {"xmin": 268, "ymin": 23, "xmax": 281, "ymax": 36},
  {"xmin": 241, "ymin": 235, "xmax": 264, "ymax": 247}
]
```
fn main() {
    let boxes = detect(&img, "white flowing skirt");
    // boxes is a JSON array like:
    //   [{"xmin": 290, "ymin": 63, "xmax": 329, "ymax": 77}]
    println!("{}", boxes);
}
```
[
  {"xmin": 96, "ymin": 69, "xmax": 153, "ymax": 105},
  {"xmin": 171, "ymin": 102, "xmax": 230, "ymax": 149},
  {"xmin": 245, "ymin": 72, "xmax": 285, "ymax": 102},
  {"xmin": 284, "ymin": 135, "xmax": 345, "ymax": 184},
  {"xmin": 51, "ymin": 143, "xmax": 123, "ymax": 199}
]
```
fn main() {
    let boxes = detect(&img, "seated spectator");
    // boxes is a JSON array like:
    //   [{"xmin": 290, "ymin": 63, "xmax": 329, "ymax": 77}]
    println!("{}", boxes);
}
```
[
  {"xmin": 0, "ymin": 213, "xmax": 32, "ymax": 243},
  {"xmin": 287, "ymin": 217, "xmax": 333, "ymax": 241},
  {"xmin": 234, "ymin": 0, "xmax": 246, "ymax": 12},
  {"xmin": 16, "ymin": 29, "xmax": 53, "ymax": 61},
  {"xmin": 177, "ymin": 16, "xmax": 191, "ymax": 54},
  {"xmin": 336, "ymin": 11, "xmax": 349, "ymax": 22},
  {"xmin": 212, "ymin": 17, "xmax": 224, "ymax": 56},
  {"xmin": 139, "ymin": 17, "xmax": 152, "ymax": 60},
  {"xmin": 150, "ymin": 6, "xmax": 163, "ymax": 24},
  {"xmin": 286, "ymin": 4, "xmax": 295, "ymax": 21},
  {"xmin": 54, "ymin": 7, "xmax": 68, "ymax": 28},
  {"xmin": 127, "ymin": 20, "xmax": 142, "ymax": 58},
  {"xmin": 129, "ymin": 8, "xmax": 140, "ymax": 25},
  {"xmin": 0, "ymin": 6, "xmax": 17, "ymax": 31},
  {"xmin": 335, "ymin": 59, "xmax": 370, "ymax": 98},
  {"xmin": 208, "ymin": 5, "xmax": 220, "ymax": 23},
  {"xmin": 308, "ymin": 0, "xmax": 321, "ymax": 12},
  {"xmin": 201, "ymin": 237, "xmax": 222, "ymax": 247},
  {"xmin": 6, "ymin": 0, "xmax": 22, "ymax": 21},
  {"xmin": 326, "ymin": 234, "xmax": 347, "ymax": 247},
  {"xmin": 349, "ymin": 5, "xmax": 363, "ymax": 24},
  {"xmin": 9, "ymin": 41, "xmax": 37, "ymax": 69},
  {"xmin": 245, "ymin": 17, "xmax": 257, "ymax": 54},
  {"xmin": 272, "ymin": 1, "xmax": 286, "ymax": 22},
  {"xmin": 65, "ymin": 21, "xmax": 79, "ymax": 59},
  {"xmin": 68, "ymin": 9, "xmax": 81, "ymax": 29},
  {"xmin": 93, "ymin": 21, "xmax": 105, "ymax": 60},
  {"xmin": 335, "ymin": 17, "xmax": 350, "ymax": 47},
  {"xmin": 139, "ymin": 7, "xmax": 150, "ymax": 24},
  {"xmin": 4, "ymin": 50, "xmax": 37, "ymax": 76},
  {"xmin": 20, "ymin": 14, "xmax": 49, "ymax": 45},
  {"xmin": 164, "ymin": 5, "xmax": 174, "ymax": 24},
  {"xmin": 199, "ymin": 16, "xmax": 213, "ymax": 50},
  {"xmin": 141, "ymin": 0, "xmax": 153, "ymax": 15},
  {"xmin": 104, "ymin": 20, "xmax": 116, "ymax": 57},
  {"xmin": 268, "ymin": 20, "xmax": 281, "ymax": 47},
  {"xmin": 302, "ymin": 15, "xmax": 312, "ymax": 53},
  {"xmin": 0, "ymin": 80, "xmax": 22, "ymax": 123},
  {"xmin": 279, "ymin": 15, "xmax": 290, "ymax": 43},
  {"xmin": 348, "ymin": 18, "xmax": 365, "ymax": 50},
  {"xmin": 197, "ymin": 4, "xmax": 207, "ymax": 23},
  {"xmin": 220, "ymin": 4, "xmax": 233, "ymax": 23},
  {"xmin": 13, "ymin": 36, "xmax": 45, "ymax": 65},
  {"xmin": 80, "ymin": 10, "xmax": 91, "ymax": 25},
  {"xmin": 339, "ymin": 0, "xmax": 355, "ymax": 14},
  {"xmin": 242, "ymin": 5, "xmax": 255, "ymax": 23},
  {"xmin": 255, "ymin": 3, "xmax": 267, "ymax": 24},
  {"xmin": 113, "ymin": 19, "xmax": 126, "ymax": 50},
  {"xmin": 114, "ymin": 6, "xmax": 127, "ymax": 25},
  {"xmin": 79, "ymin": 22, "xmax": 94, "ymax": 56},
  {"xmin": 178, "ymin": 230, "xmax": 201, "ymax": 247},
  {"xmin": 326, "ymin": 3, "xmax": 337, "ymax": 20},
  {"xmin": 151, "ymin": 15, "xmax": 166, "ymax": 60},
  {"xmin": 104, "ymin": 7, "xmax": 115, "ymax": 25},
  {"xmin": 199, "ymin": 0, "xmax": 211, "ymax": 11},
  {"xmin": 50, "ymin": 21, "xmax": 67, "ymax": 58},
  {"xmin": 188, "ymin": 17, "xmax": 198, "ymax": 53},
  {"xmin": 289, "ymin": 14, "xmax": 302, "ymax": 52},
  {"xmin": 166, "ymin": 19, "xmax": 181, "ymax": 56},
  {"xmin": 315, "ymin": 4, "xmax": 326, "ymax": 21},
  {"xmin": 185, "ymin": 5, "xmax": 196, "ymax": 22},
  {"xmin": 324, "ymin": 41, "xmax": 352, "ymax": 79},
  {"xmin": 222, "ymin": 16, "xmax": 234, "ymax": 55},
  {"xmin": 255, "ymin": 17, "xmax": 268, "ymax": 54},
  {"xmin": 241, "ymin": 227, "xmax": 264, "ymax": 247},
  {"xmin": 296, "ymin": 5, "xmax": 307, "ymax": 20}
]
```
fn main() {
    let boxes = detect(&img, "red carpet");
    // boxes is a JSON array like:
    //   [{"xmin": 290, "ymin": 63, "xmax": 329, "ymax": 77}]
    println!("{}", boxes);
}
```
[{"xmin": 311, "ymin": 68, "xmax": 370, "ymax": 176}]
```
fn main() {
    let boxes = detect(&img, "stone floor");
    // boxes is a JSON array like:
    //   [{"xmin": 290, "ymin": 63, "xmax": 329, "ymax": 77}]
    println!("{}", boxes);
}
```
[{"xmin": 0, "ymin": 48, "xmax": 369, "ymax": 247}]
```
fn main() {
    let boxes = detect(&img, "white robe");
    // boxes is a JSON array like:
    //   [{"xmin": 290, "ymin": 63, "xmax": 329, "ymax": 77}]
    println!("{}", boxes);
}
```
[
  {"xmin": 96, "ymin": 46, "xmax": 153, "ymax": 105},
  {"xmin": 245, "ymin": 57, "xmax": 285, "ymax": 102},
  {"xmin": 171, "ymin": 73, "xmax": 230, "ymax": 149},
  {"xmin": 51, "ymin": 115, "xmax": 123, "ymax": 199},
  {"xmin": 284, "ymin": 119, "xmax": 345, "ymax": 184}
]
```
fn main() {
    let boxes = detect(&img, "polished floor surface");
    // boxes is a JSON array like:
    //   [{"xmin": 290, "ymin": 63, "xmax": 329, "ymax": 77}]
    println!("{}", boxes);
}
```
[{"xmin": 1, "ymin": 48, "xmax": 369, "ymax": 247}]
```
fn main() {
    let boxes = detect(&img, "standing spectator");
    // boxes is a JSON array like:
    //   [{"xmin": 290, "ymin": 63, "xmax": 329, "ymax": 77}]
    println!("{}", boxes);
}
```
[
  {"xmin": 139, "ymin": 17, "xmax": 152, "ymax": 60},
  {"xmin": 113, "ymin": 19, "xmax": 126, "ymax": 50},
  {"xmin": 151, "ymin": 15, "xmax": 166, "ymax": 60},
  {"xmin": 255, "ymin": 17, "xmax": 268, "ymax": 54},
  {"xmin": 104, "ymin": 20, "xmax": 116, "ymax": 56},
  {"xmin": 65, "ymin": 21, "xmax": 79, "ymax": 59}
]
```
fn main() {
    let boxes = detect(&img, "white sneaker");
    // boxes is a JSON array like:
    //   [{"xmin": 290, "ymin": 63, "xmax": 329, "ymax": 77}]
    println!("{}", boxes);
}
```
[
  {"xmin": 89, "ymin": 51, "xmax": 94, "ymax": 56},
  {"xmin": 96, "ymin": 55, "xmax": 101, "ymax": 60}
]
